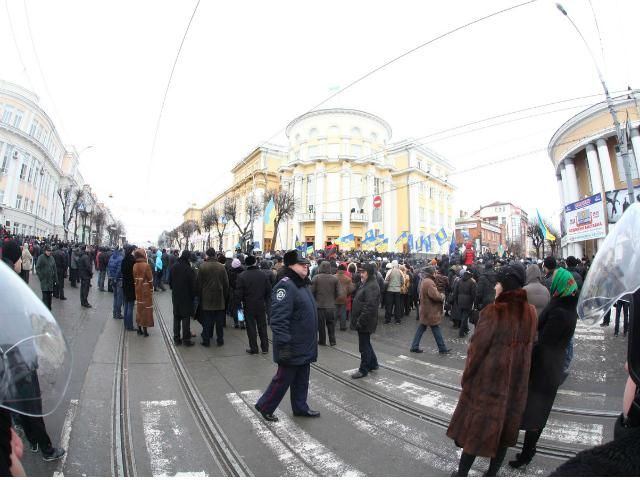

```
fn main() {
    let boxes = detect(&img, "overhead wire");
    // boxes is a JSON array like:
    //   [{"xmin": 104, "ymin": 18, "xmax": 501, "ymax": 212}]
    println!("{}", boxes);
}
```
[{"xmin": 4, "ymin": 0, "xmax": 35, "ymax": 92}]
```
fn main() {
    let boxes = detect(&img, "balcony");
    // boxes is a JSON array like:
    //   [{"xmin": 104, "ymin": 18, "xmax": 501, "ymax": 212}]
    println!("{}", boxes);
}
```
[
  {"xmin": 322, "ymin": 212, "xmax": 342, "ymax": 222},
  {"xmin": 350, "ymin": 212, "xmax": 368, "ymax": 222},
  {"xmin": 298, "ymin": 212, "xmax": 315, "ymax": 222}
]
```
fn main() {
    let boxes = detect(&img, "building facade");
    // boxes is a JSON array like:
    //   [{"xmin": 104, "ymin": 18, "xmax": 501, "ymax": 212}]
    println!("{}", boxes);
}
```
[
  {"xmin": 548, "ymin": 91, "xmax": 640, "ymax": 259},
  {"xmin": 0, "ymin": 80, "xmax": 109, "ymax": 242},
  {"xmin": 184, "ymin": 108, "xmax": 456, "ymax": 253},
  {"xmin": 455, "ymin": 217, "xmax": 506, "ymax": 255},
  {"xmin": 471, "ymin": 201, "xmax": 528, "ymax": 255}
]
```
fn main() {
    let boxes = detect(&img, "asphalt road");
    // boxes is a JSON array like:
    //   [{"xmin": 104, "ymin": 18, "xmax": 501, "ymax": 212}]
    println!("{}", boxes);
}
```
[{"xmin": 16, "ymin": 274, "xmax": 628, "ymax": 477}]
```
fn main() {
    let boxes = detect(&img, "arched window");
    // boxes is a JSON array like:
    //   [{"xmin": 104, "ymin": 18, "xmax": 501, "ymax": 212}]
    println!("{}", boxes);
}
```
[
  {"xmin": 351, "ymin": 127, "xmax": 361, "ymax": 138},
  {"xmin": 370, "ymin": 132, "xmax": 378, "ymax": 143},
  {"xmin": 328, "ymin": 125, "xmax": 340, "ymax": 138},
  {"xmin": 309, "ymin": 128, "xmax": 319, "ymax": 139}
]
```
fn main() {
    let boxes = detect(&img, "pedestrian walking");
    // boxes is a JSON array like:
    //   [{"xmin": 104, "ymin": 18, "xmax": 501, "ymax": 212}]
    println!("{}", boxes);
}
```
[
  {"xmin": 254, "ymin": 250, "xmax": 319, "ymax": 422},
  {"xmin": 522, "ymin": 264, "xmax": 550, "ymax": 318},
  {"xmin": 509, "ymin": 267, "xmax": 578, "ymax": 470},
  {"xmin": 20, "ymin": 243, "xmax": 32, "ymax": 283},
  {"xmin": 52, "ymin": 245, "xmax": 68, "ymax": 300},
  {"xmin": 236, "ymin": 255, "xmax": 271, "ymax": 354},
  {"xmin": 97, "ymin": 247, "xmax": 108, "ymax": 291},
  {"xmin": 36, "ymin": 245, "xmax": 57, "ymax": 310},
  {"xmin": 452, "ymin": 269, "xmax": 476, "ymax": 337},
  {"xmin": 77, "ymin": 245, "xmax": 93, "ymax": 308},
  {"xmin": 447, "ymin": 263, "xmax": 537, "ymax": 477},
  {"xmin": 108, "ymin": 247, "xmax": 124, "ymax": 319},
  {"xmin": 196, "ymin": 248, "xmax": 229, "ymax": 347},
  {"xmin": 133, "ymin": 248, "xmax": 154, "ymax": 337},
  {"xmin": 169, "ymin": 250, "xmax": 196, "ymax": 346},
  {"xmin": 311, "ymin": 261, "xmax": 344, "ymax": 346},
  {"xmin": 410, "ymin": 266, "xmax": 451, "ymax": 354},
  {"xmin": 384, "ymin": 260, "xmax": 404, "ymax": 324},
  {"xmin": 350, "ymin": 263, "xmax": 380, "ymax": 379},
  {"xmin": 228, "ymin": 258, "xmax": 245, "ymax": 329},
  {"xmin": 69, "ymin": 246, "xmax": 79, "ymax": 288},
  {"xmin": 121, "ymin": 245, "xmax": 136, "ymax": 331},
  {"xmin": 335, "ymin": 264, "xmax": 355, "ymax": 331},
  {"xmin": 31, "ymin": 242, "xmax": 40, "ymax": 274}
]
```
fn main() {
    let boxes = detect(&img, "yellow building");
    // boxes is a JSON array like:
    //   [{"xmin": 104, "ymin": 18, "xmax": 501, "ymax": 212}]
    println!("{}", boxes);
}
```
[
  {"xmin": 549, "ymin": 91, "xmax": 640, "ymax": 259},
  {"xmin": 186, "ymin": 108, "xmax": 456, "ymax": 253}
]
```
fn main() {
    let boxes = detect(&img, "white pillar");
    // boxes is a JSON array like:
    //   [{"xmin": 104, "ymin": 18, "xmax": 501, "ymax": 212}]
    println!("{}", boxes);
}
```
[
  {"xmin": 560, "ymin": 163, "xmax": 570, "ymax": 209},
  {"xmin": 293, "ymin": 174, "xmax": 303, "ymax": 244},
  {"xmin": 556, "ymin": 173, "xmax": 565, "ymax": 208},
  {"xmin": 409, "ymin": 178, "xmax": 419, "ymax": 252},
  {"xmin": 564, "ymin": 157, "xmax": 580, "ymax": 203},
  {"xmin": 630, "ymin": 128, "xmax": 640, "ymax": 179},
  {"xmin": 252, "ymin": 187, "xmax": 265, "ymax": 250},
  {"xmin": 585, "ymin": 143, "xmax": 603, "ymax": 195},
  {"xmin": 596, "ymin": 138, "xmax": 615, "ymax": 192},
  {"xmin": 383, "ymin": 177, "xmax": 393, "ymax": 245},
  {"xmin": 366, "ymin": 172, "xmax": 374, "ymax": 233},
  {"xmin": 315, "ymin": 170, "xmax": 325, "ymax": 248},
  {"xmin": 341, "ymin": 169, "xmax": 350, "ymax": 237}
]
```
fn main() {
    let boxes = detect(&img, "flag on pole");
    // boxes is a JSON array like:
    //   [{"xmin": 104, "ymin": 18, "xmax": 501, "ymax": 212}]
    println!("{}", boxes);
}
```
[
  {"xmin": 461, "ymin": 230, "xmax": 470, "ymax": 241},
  {"xmin": 375, "ymin": 238, "xmax": 389, "ymax": 252},
  {"xmin": 435, "ymin": 228, "xmax": 448, "ymax": 246},
  {"xmin": 295, "ymin": 235, "xmax": 302, "ymax": 250},
  {"xmin": 342, "ymin": 233, "xmax": 355, "ymax": 249},
  {"xmin": 423, "ymin": 234, "xmax": 432, "ymax": 252},
  {"xmin": 306, "ymin": 244, "xmax": 314, "ymax": 256},
  {"xmin": 264, "ymin": 197, "xmax": 276, "ymax": 225},
  {"xmin": 408, "ymin": 233, "xmax": 414, "ymax": 252},
  {"xmin": 536, "ymin": 209, "xmax": 556, "ymax": 241},
  {"xmin": 449, "ymin": 231, "xmax": 457, "ymax": 255},
  {"xmin": 395, "ymin": 231, "xmax": 408, "ymax": 250}
]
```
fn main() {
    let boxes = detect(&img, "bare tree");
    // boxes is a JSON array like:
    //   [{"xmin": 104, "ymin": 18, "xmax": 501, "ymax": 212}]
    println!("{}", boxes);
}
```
[
  {"xmin": 526, "ymin": 224, "xmax": 544, "ymax": 259},
  {"xmin": 93, "ymin": 207, "xmax": 107, "ymax": 246},
  {"xmin": 201, "ymin": 209, "xmax": 216, "ymax": 249},
  {"xmin": 209, "ymin": 205, "xmax": 228, "ymax": 253},
  {"xmin": 224, "ymin": 195, "xmax": 260, "ymax": 253},
  {"xmin": 177, "ymin": 220, "xmax": 200, "ymax": 251},
  {"xmin": 57, "ymin": 186, "xmax": 84, "ymax": 241},
  {"xmin": 508, "ymin": 241, "xmax": 523, "ymax": 258},
  {"xmin": 265, "ymin": 189, "xmax": 296, "ymax": 252},
  {"xmin": 546, "ymin": 220, "xmax": 560, "ymax": 258}
]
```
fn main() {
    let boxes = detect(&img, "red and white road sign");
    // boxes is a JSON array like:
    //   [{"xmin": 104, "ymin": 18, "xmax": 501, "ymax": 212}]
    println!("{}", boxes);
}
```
[{"xmin": 373, "ymin": 195, "xmax": 382, "ymax": 209}]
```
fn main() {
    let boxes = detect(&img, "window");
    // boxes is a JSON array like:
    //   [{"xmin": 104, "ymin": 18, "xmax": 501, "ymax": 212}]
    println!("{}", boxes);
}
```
[
  {"xmin": 351, "ymin": 127, "xmax": 361, "ymax": 138},
  {"xmin": 27, "ymin": 156, "xmax": 35, "ymax": 182},
  {"xmin": 13, "ymin": 110, "xmax": 23, "ymax": 129},
  {"xmin": 2, "ymin": 105, "xmax": 14, "ymax": 124},
  {"xmin": 372, "ymin": 207, "xmax": 382, "ymax": 223},
  {"xmin": 306, "ymin": 176, "xmax": 315, "ymax": 208},
  {"xmin": 374, "ymin": 178, "xmax": 380, "ymax": 195},
  {"xmin": 419, "ymin": 207, "xmax": 426, "ymax": 222},
  {"xmin": 29, "ymin": 120, "xmax": 38, "ymax": 137},
  {"xmin": 15, "ymin": 195, "xmax": 22, "ymax": 209},
  {"xmin": 19, "ymin": 162, "xmax": 27, "ymax": 180},
  {"xmin": 0, "ymin": 143, "xmax": 8, "ymax": 174},
  {"xmin": 351, "ymin": 144, "xmax": 361, "ymax": 157},
  {"xmin": 308, "ymin": 145, "xmax": 321, "ymax": 158}
]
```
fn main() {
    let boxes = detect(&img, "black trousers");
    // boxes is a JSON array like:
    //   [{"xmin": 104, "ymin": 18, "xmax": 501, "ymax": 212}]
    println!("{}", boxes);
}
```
[
  {"xmin": 358, "ymin": 332, "xmax": 378, "ymax": 374},
  {"xmin": 80, "ymin": 278, "xmax": 90, "ymax": 305},
  {"xmin": 245, "ymin": 310, "xmax": 269, "ymax": 353},
  {"xmin": 15, "ymin": 414, "xmax": 52, "ymax": 451},
  {"xmin": 317, "ymin": 308, "xmax": 336, "ymax": 345},
  {"xmin": 384, "ymin": 292, "xmax": 403, "ymax": 322},
  {"xmin": 173, "ymin": 314, "xmax": 190, "ymax": 341},
  {"xmin": 202, "ymin": 310, "xmax": 225, "ymax": 345},
  {"xmin": 255, "ymin": 363, "xmax": 311, "ymax": 415},
  {"xmin": 41, "ymin": 291, "xmax": 52, "ymax": 310},
  {"xmin": 53, "ymin": 270, "xmax": 65, "ymax": 298},
  {"xmin": 69, "ymin": 268, "xmax": 78, "ymax": 287}
]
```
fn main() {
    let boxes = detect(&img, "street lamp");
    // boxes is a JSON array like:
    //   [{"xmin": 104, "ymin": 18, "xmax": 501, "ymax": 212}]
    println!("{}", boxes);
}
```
[
  {"xmin": 556, "ymin": 3, "xmax": 635, "ymax": 204},
  {"xmin": 33, "ymin": 166, "xmax": 45, "ymax": 238}
]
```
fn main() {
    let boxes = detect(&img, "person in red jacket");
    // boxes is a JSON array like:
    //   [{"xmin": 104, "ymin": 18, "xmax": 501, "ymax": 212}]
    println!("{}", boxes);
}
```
[{"xmin": 463, "ymin": 242, "xmax": 474, "ymax": 265}]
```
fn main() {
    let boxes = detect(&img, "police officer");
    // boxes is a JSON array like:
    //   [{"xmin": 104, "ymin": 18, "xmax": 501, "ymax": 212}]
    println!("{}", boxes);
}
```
[{"xmin": 255, "ymin": 250, "xmax": 320, "ymax": 422}]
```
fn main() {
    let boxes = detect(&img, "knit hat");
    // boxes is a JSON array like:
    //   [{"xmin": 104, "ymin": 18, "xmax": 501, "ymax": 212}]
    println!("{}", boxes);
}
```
[
  {"xmin": 231, "ymin": 258, "xmax": 242, "ymax": 268},
  {"xmin": 496, "ymin": 263, "xmax": 526, "ymax": 292},
  {"xmin": 245, "ymin": 255, "xmax": 256, "ymax": 266},
  {"xmin": 1, "ymin": 240, "xmax": 21, "ymax": 264}
]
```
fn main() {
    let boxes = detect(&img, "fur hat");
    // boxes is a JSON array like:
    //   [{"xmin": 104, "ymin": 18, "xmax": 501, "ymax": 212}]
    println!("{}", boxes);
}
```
[
  {"xmin": 1, "ymin": 240, "xmax": 21, "ymax": 263},
  {"xmin": 231, "ymin": 258, "xmax": 242, "ymax": 268},
  {"xmin": 284, "ymin": 249, "xmax": 310, "ymax": 266},
  {"xmin": 245, "ymin": 255, "xmax": 256, "ymax": 266}
]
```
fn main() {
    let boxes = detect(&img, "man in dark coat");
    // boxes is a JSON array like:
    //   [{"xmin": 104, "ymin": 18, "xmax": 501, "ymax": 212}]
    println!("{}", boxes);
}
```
[
  {"xmin": 311, "ymin": 261, "xmax": 344, "ymax": 346},
  {"xmin": 236, "ymin": 255, "xmax": 271, "ymax": 354},
  {"xmin": 77, "ymin": 245, "xmax": 93, "ymax": 308},
  {"xmin": 196, "ymin": 248, "xmax": 229, "ymax": 347},
  {"xmin": 350, "ymin": 263, "xmax": 381, "ymax": 379},
  {"xmin": 170, "ymin": 250, "xmax": 196, "ymax": 346},
  {"xmin": 453, "ymin": 269, "xmax": 476, "ymax": 337},
  {"xmin": 475, "ymin": 261, "xmax": 497, "ymax": 311},
  {"xmin": 36, "ymin": 245, "xmax": 57, "ymax": 310},
  {"xmin": 97, "ymin": 247, "xmax": 109, "ymax": 291},
  {"xmin": 254, "ymin": 250, "xmax": 319, "ymax": 422},
  {"xmin": 161, "ymin": 248, "xmax": 170, "ymax": 284},
  {"xmin": 121, "ymin": 245, "xmax": 137, "ymax": 331},
  {"xmin": 52, "ymin": 246, "xmax": 68, "ymax": 300}
]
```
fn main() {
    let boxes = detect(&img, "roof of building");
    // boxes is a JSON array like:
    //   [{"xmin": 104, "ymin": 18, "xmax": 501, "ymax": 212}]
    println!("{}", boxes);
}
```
[{"xmin": 285, "ymin": 108, "xmax": 392, "ymax": 138}]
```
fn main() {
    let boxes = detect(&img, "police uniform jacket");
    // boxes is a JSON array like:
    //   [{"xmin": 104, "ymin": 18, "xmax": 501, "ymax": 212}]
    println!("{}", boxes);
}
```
[{"xmin": 271, "ymin": 267, "xmax": 318, "ymax": 366}]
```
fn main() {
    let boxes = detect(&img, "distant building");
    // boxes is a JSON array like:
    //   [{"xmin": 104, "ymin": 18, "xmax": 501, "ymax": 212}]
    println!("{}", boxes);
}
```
[
  {"xmin": 548, "ymin": 90, "xmax": 640, "ymax": 259},
  {"xmin": 455, "ymin": 217, "xmax": 506, "ymax": 255},
  {"xmin": 471, "ymin": 201, "xmax": 528, "ymax": 255}
]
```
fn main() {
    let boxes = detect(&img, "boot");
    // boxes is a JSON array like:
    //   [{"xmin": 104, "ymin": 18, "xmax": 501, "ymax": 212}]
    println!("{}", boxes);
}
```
[
  {"xmin": 508, "ymin": 430, "xmax": 540, "ymax": 468},
  {"xmin": 484, "ymin": 447, "xmax": 507, "ymax": 476},
  {"xmin": 137, "ymin": 326, "xmax": 143, "ymax": 335},
  {"xmin": 143, "ymin": 327, "xmax": 149, "ymax": 337},
  {"xmin": 455, "ymin": 452, "xmax": 475, "ymax": 477}
]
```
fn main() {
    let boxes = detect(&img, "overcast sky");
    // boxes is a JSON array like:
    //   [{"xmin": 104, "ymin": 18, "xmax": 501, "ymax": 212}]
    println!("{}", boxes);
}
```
[{"xmin": 2, "ymin": 0, "xmax": 640, "ymax": 244}]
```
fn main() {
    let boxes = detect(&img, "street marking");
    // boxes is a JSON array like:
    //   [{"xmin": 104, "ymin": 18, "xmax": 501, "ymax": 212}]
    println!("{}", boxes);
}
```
[
  {"xmin": 53, "ymin": 399, "xmax": 79, "ymax": 477},
  {"xmin": 575, "ymin": 333, "xmax": 605, "ymax": 341},
  {"xmin": 396, "ymin": 354, "xmax": 463, "ymax": 375},
  {"xmin": 361, "ymin": 375, "xmax": 605, "ymax": 447},
  {"xmin": 226, "ymin": 393, "xmax": 314, "ymax": 477},
  {"xmin": 240, "ymin": 390, "xmax": 364, "ymax": 477},
  {"xmin": 175, "ymin": 472, "xmax": 206, "ymax": 476},
  {"xmin": 141, "ymin": 400, "xmax": 182, "ymax": 477}
]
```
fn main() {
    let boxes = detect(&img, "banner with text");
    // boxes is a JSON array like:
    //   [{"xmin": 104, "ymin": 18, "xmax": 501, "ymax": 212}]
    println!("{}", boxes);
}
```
[{"xmin": 564, "ymin": 193, "xmax": 606, "ymax": 243}]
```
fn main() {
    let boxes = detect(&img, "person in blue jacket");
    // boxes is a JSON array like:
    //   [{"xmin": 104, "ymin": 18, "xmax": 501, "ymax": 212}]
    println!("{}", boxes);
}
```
[{"xmin": 255, "ymin": 250, "xmax": 320, "ymax": 422}]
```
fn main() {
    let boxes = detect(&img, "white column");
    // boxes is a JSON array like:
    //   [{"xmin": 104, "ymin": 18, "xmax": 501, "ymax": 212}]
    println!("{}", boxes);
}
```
[
  {"xmin": 252, "ymin": 187, "xmax": 265, "ymax": 250},
  {"xmin": 293, "ymin": 174, "xmax": 303, "ymax": 243},
  {"xmin": 596, "ymin": 138, "xmax": 615, "ymax": 191},
  {"xmin": 341, "ymin": 169, "xmax": 350, "ymax": 237},
  {"xmin": 630, "ymin": 128, "xmax": 640, "ymax": 179},
  {"xmin": 366, "ymin": 172, "xmax": 374, "ymax": 232},
  {"xmin": 585, "ymin": 143, "xmax": 603, "ymax": 195},
  {"xmin": 409, "ymin": 178, "xmax": 419, "ymax": 252},
  {"xmin": 556, "ymin": 173, "xmax": 565, "ymax": 208},
  {"xmin": 390, "ymin": 178, "xmax": 398, "ymax": 250},
  {"xmin": 315, "ymin": 170, "xmax": 325, "ymax": 248},
  {"xmin": 564, "ymin": 157, "xmax": 580, "ymax": 203},
  {"xmin": 383, "ymin": 177, "xmax": 393, "ymax": 245},
  {"xmin": 560, "ymin": 163, "xmax": 570, "ymax": 206}
]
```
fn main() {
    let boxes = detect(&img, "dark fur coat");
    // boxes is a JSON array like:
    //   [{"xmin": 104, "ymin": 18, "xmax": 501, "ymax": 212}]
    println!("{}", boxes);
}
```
[{"xmin": 446, "ymin": 289, "xmax": 537, "ymax": 457}]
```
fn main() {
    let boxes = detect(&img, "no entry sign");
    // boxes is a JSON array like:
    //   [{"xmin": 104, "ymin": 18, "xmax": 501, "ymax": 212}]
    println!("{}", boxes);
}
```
[{"xmin": 373, "ymin": 195, "xmax": 382, "ymax": 209}]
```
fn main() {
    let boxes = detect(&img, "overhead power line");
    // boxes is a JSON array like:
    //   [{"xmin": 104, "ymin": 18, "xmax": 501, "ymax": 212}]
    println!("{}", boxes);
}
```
[{"xmin": 5, "ymin": 0, "xmax": 35, "ymax": 92}]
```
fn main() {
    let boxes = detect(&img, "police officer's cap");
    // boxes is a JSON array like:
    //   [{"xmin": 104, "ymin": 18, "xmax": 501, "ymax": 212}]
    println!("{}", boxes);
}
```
[{"xmin": 284, "ymin": 249, "xmax": 310, "ymax": 266}]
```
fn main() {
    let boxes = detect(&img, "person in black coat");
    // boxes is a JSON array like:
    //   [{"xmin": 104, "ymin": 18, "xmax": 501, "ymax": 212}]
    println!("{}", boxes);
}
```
[
  {"xmin": 254, "ymin": 250, "xmax": 319, "ymax": 422},
  {"xmin": 452, "ymin": 270, "xmax": 476, "ymax": 337},
  {"xmin": 121, "ymin": 245, "xmax": 136, "ymax": 331},
  {"xmin": 509, "ymin": 267, "xmax": 578, "ymax": 470},
  {"xmin": 350, "ymin": 263, "xmax": 381, "ymax": 379},
  {"xmin": 77, "ymin": 246, "xmax": 93, "ymax": 308},
  {"xmin": 475, "ymin": 261, "xmax": 497, "ymax": 311},
  {"xmin": 236, "ymin": 255, "xmax": 271, "ymax": 354},
  {"xmin": 169, "ymin": 250, "xmax": 196, "ymax": 346},
  {"xmin": 52, "ymin": 246, "xmax": 68, "ymax": 300}
]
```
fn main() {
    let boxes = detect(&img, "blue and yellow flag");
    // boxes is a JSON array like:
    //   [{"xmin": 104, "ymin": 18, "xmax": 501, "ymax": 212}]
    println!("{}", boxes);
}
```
[
  {"xmin": 395, "ymin": 231, "xmax": 408, "ymax": 250},
  {"xmin": 363, "ymin": 229, "xmax": 375, "ymax": 243},
  {"xmin": 342, "ymin": 233, "xmax": 355, "ymax": 249},
  {"xmin": 423, "ymin": 234, "xmax": 432, "ymax": 252},
  {"xmin": 375, "ymin": 238, "xmax": 389, "ymax": 253},
  {"xmin": 435, "ymin": 228, "xmax": 448, "ymax": 246},
  {"xmin": 536, "ymin": 209, "xmax": 556, "ymax": 241},
  {"xmin": 295, "ymin": 235, "xmax": 302, "ymax": 250},
  {"xmin": 264, "ymin": 197, "xmax": 276, "ymax": 225},
  {"xmin": 306, "ymin": 244, "xmax": 314, "ymax": 256}
]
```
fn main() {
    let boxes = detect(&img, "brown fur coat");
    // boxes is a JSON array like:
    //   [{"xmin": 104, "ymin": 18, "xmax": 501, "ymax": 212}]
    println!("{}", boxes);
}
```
[
  {"xmin": 133, "ymin": 258, "xmax": 154, "ymax": 327},
  {"xmin": 419, "ymin": 275, "xmax": 445, "ymax": 326},
  {"xmin": 446, "ymin": 289, "xmax": 537, "ymax": 458}
]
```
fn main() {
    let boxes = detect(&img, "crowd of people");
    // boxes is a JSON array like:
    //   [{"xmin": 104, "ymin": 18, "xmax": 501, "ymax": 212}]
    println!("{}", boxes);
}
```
[{"xmin": 1, "ymin": 230, "xmax": 638, "ymax": 476}]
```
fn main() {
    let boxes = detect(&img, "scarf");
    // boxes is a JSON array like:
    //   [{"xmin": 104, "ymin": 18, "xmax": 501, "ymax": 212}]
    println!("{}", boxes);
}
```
[{"xmin": 550, "ymin": 267, "xmax": 578, "ymax": 298}]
